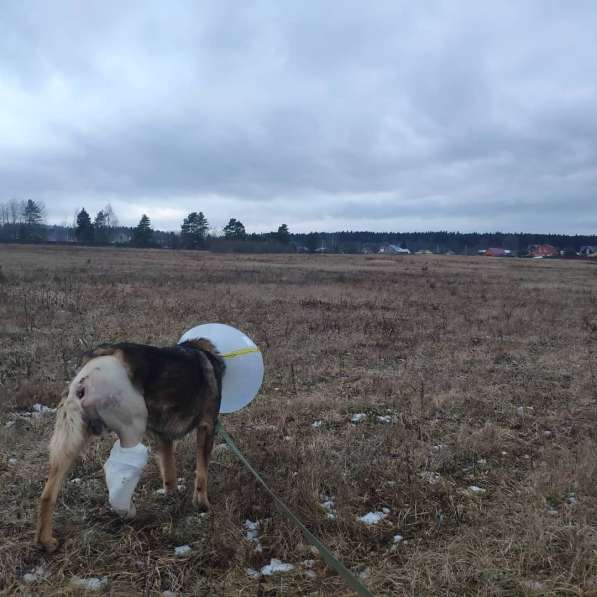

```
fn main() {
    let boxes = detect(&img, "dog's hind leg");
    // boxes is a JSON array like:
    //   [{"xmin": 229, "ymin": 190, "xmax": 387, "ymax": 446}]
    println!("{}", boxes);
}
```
[
  {"xmin": 192, "ymin": 349, "xmax": 223, "ymax": 511},
  {"xmin": 156, "ymin": 437, "xmax": 177, "ymax": 495},
  {"xmin": 193, "ymin": 418, "xmax": 215, "ymax": 510},
  {"xmin": 36, "ymin": 396, "xmax": 89, "ymax": 552}
]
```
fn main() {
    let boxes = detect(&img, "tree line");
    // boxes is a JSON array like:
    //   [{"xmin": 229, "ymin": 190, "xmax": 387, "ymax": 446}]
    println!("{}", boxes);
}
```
[
  {"xmin": 73, "ymin": 208, "xmax": 291, "ymax": 249},
  {"xmin": 0, "ymin": 200, "xmax": 291, "ymax": 250},
  {"xmin": 0, "ymin": 198, "xmax": 47, "ymax": 242},
  {"xmin": 1, "ymin": 199, "xmax": 595, "ymax": 254}
]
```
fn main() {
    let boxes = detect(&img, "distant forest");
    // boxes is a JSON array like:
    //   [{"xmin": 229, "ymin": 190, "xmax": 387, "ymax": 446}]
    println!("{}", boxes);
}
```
[
  {"xmin": 291, "ymin": 231, "xmax": 597, "ymax": 255},
  {"xmin": 1, "ymin": 198, "xmax": 595, "ymax": 255}
]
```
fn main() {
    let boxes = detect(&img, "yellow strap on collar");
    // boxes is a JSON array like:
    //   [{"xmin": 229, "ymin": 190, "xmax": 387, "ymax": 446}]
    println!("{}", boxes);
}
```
[{"xmin": 221, "ymin": 347, "xmax": 260, "ymax": 359}]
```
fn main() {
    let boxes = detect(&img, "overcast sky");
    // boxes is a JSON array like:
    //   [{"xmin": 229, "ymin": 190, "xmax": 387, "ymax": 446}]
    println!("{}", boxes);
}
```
[{"xmin": 1, "ymin": 2, "xmax": 596, "ymax": 234}]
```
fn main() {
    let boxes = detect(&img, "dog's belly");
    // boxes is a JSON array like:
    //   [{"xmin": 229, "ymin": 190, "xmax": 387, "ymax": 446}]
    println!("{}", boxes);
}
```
[{"xmin": 146, "ymin": 405, "xmax": 199, "ymax": 440}]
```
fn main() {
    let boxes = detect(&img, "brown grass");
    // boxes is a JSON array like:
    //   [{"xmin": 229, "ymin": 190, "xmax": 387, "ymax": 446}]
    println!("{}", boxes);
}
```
[{"xmin": 1, "ymin": 245, "xmax": 596, "ymax": 595}]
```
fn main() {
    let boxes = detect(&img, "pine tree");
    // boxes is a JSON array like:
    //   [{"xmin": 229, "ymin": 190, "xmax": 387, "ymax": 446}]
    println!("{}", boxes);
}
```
[
  {"xmin": 180, "ymin": 211, "xmax": 209, "ymax": 249},
  {"xmin": 223, "ymin": 218, "xmax": 246, "ymax": 240},
  {"xmin": 196, "ymin": 211, "xmax": 208, "ymax": 241},
  {"xmin": 20, "ymin": 199, "xmax": 46, "ymax": 241},
  {"xmin": 75, "ymin": 208, "xmax": 94, "ymax": 244},
  {"xmin": 94, "ymin": 210, "xmax": 109, "ymax": 245},
  {"xmin": 276, "ymin": 224, "xmax": 290, "ymax": 244},
  {"xmin": 132, "ymin": 214, "xmax": 153, "ymax": 247}
]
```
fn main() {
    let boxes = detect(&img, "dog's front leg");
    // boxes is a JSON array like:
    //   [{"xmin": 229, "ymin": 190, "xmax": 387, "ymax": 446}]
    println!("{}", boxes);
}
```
[
  {"xmin": 156, "ymin": 437, "xmax": 177, "ymax": 494},
  {"xmin": 36, "ymin": 398, "xmax": 89, "ymax": 552},
  {"xmin": 194, "ymin": 419, "xmax": 215, "ymax": 510}
]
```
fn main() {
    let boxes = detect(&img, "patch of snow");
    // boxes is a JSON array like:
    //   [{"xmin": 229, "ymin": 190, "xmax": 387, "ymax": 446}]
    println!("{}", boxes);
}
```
[
  {"xmin": 302, "ymin": 559, "xmax": 316, "ymax": 568},
  {"xmin": 468, "ymin": 485, "xmax": 486, "ymax": 494},
  {"xmin": 69, "ymin": 478, "xmax": 82, "ymax": 485},
  {"xmin": 23, "ymin": 566, "xmax": 48, "ymax": 584},
  {"xmin": 311, "ymin": 420, "xmax": 322, "ymax": 428},
  {"xmin": 246, "ymin": 568, "xmax": 260, "ymax": 578},
  {"xmin": 567, "ymin": 495, "xmax": 578, "ymax": 506},
  {"xmin": 174, "ymin": 545, "xmax": 192, "ymax": 556},
  {"xmin": 244, "ymin": 519, "xmax": 260, "ymax": 534},
  {"xmin": 432, "ymin": 444, "xmax": 446, "ymax": 452},
  {"xmin": 22, "ymin": 574, "xmax": 37, "ymax": 585},
  {"xmin": 520, "ymin": 580, "xmax": 545, "ymax": 591},
  {"xmin": 32, "ymin": 404, "xmax": 56, "ymax": 414},
  {"xmin": 260, "ymin": 559, "xmax": 295, "ymax": 576},
  {"xmin": 358, "ymin": 509, "xmax": 390, "ymax": 525},
  {"xmin": 420, "ymin": 471, "xmax": 441, "ymax": 484},
  {"xmin": 304, "ymin": 569, "xmax": 317, "ymax": 578},
  {"xmin": 393, "ymin": 534, "xmax": 404, "ymax": 543},
  {"xmin": 358, "ymin": 567, "xmax": 370, "ymax": 579},
  {"xmin": 376, "ymin": 415, "xmax": 392, "ymax": 424},
  {"xmin": 320, "ymin": 498, "xmax": 337, "ymax": 520},
  {"xmin": 70, "ymin": 576, "xmax": 108, "ymax": 591},
  {"xmin": 5, "ymin": 420, "xmax": 15, "ymax": 428},
  {"xmin": 244, "ymin": 519, "xmax": 263, "ymax": 552},
  {"xmin": 8, "ymin": 458, "xmax": 17, "ymax": 465},
  {"xmin": 155, "ymin": 488, "xmax": 166, "ymax": 495},
  {"xmin": 350, "ymin": 413, "xmax": 366, "ymax": 423}
]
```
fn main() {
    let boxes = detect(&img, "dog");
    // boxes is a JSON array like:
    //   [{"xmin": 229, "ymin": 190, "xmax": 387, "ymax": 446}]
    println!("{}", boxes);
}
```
[{"xmin": 35, "ymin": 338, "xmax": 225, "ymax": 552}]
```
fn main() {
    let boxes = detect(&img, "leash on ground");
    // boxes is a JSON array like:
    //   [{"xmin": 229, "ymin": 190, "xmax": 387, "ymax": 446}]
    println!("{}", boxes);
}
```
[{"xmin": 216, "ymin": 422, "xmax": 375, "ymax": 597}]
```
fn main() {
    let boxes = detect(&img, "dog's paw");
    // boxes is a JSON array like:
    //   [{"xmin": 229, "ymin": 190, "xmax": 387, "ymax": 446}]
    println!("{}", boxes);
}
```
[
  {"xmin": 163, "ymin": 483, "xmax": 176, "ymax": 496},
  {"xmin": 193, "ymin": 491, "xmax": 210, "ymax": 511},
  {"xmin": 39, "ymin": 536, "xmax": 59, "ymax": 553}
]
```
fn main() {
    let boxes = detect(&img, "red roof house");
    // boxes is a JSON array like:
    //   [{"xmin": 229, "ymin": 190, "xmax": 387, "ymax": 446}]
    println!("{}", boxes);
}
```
[{"xmin": 485, "ymin": 247, "xmax": 507, "ymax": 257}]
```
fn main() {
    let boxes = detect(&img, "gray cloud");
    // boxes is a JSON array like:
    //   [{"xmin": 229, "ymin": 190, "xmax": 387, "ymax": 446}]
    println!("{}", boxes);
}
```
[{"xmin": 1, "ymin": 1, "xmax": 596, "ymax": 233}]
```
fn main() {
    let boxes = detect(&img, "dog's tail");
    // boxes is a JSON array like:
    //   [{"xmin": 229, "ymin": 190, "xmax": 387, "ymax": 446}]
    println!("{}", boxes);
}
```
[
  {"xmin": 200, "ymin": 345, "xmax": 226, "ymax": 407},
  {"xmin": 48, "ymin": 392, "xmax": 88, "ymax": 466}
]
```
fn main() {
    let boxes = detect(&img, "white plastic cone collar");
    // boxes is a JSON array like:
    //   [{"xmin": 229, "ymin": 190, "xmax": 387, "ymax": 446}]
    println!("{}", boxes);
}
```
[{"xmin": 179, "ymin": 323, "xmax": 264, "ymax": 414}]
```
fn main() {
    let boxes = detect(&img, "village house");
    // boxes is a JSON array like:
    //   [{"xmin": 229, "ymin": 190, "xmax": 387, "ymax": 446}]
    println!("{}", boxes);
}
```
[
  {"xmin": 528, "ymin": 244, "xmax": 559, "ymax": 258},
  {"xmin": 379, "ymin": 244, "xmax": 411, "ymax": 255},
  {"xmin": 579, "ymin": 245, "xmax": 597, "ymax": 257}
]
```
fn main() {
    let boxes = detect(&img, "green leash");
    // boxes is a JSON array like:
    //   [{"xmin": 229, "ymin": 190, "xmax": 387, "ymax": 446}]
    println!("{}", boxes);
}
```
[{"xmin": 216, "ymin": 422, "xmax": 375, "ymax": 597}]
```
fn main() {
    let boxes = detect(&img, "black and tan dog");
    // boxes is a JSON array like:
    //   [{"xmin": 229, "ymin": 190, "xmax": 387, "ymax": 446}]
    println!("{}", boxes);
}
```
[{"xmin": 35, "ymin": 339, "xmax": 225, "ymax": 552}]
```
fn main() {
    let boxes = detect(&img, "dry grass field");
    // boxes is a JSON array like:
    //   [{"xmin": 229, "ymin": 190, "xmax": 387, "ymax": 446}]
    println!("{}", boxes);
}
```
[{"xmin": 1, "ymin": 244, "xmax": 596, "ymax": 596}]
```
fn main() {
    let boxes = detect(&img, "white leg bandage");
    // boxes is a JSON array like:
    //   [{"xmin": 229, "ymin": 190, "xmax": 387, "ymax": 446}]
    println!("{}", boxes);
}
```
[{"xmin": 103, "ymin": 441, "xmax": 149, "ymax": 518}]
